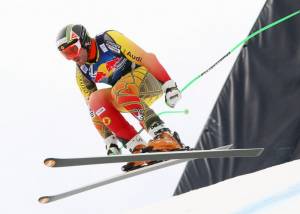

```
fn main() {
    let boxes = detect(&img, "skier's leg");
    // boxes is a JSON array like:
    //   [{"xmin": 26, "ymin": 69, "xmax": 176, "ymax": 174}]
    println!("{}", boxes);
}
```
[
  {"xmin": 89, "ymin": 88, "xmax": 147, "ymax": 153},
  {"xmin": 111, "ymin": 67, "xmax": 183, "ymax": 152},
  {"xmin": 90, "ymin": 113, "xmax": 121, "ymax": 155}
]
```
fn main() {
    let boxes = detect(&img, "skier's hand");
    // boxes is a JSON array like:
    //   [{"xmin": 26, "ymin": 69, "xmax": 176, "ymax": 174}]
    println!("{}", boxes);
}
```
[{"xmin": 162, "ymin": 80, "xmax": 182, "ymax": 108}]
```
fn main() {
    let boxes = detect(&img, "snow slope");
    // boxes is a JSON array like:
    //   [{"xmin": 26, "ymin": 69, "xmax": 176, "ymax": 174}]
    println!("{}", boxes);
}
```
[{"xmin": 127, "ymin": 160, "xmax": 300, "ymax": 214}]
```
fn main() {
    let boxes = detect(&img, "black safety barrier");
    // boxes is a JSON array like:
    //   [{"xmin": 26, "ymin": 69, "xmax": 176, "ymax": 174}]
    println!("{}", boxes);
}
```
[{"xmin": 174, "ymin": 0, "xmax": 300, "ymax": 195}]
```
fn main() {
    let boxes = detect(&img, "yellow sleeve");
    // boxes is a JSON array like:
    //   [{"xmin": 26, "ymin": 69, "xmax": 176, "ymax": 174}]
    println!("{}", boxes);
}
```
[
  {"xmin": 76, "ymin": 67, "xmax": 97, "ymax": 103},
  {"xmin": 105, "ymin": 30, "xmax": 147, "ymax": 65},
  {"xmin": 105, "ymin": 30, "xmax": 171, "ymax": 83}
]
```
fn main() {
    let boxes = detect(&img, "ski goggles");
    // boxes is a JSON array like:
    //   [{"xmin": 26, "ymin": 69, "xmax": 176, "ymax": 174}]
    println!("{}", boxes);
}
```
[{"xmin": 59, "ymin": 39, "xmax": 81, "ymax": 60}]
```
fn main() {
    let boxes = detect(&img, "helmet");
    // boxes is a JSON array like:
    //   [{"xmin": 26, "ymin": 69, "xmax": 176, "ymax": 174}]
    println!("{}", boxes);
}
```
[{"xmin": 56, "ymin": 24, "xmax": 91, "ymax": 51}]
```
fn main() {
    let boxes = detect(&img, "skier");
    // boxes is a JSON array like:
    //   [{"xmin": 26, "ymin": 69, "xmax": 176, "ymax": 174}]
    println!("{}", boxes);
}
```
[{"xmin": 56, "ymin": 24, "xmax": 183, "ymax": 170}]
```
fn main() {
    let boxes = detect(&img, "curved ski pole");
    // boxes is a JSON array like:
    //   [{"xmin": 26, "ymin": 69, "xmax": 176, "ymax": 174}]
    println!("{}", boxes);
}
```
[{"xmin": 138, "ymin": 109, "xmax": 189, "ymax": 133}]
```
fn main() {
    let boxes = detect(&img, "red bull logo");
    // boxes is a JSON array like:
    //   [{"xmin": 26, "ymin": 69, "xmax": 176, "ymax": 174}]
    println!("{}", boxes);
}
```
[
  {"xmin": 95, "ymin": 57, "xmax": 121, "ymax": 82},
  {"xmin": 106, "ymin": 57, "xmax": 120, "ymax": 71}
]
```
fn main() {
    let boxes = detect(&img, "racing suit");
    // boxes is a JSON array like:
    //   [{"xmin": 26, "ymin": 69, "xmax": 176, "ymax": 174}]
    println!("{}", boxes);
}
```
[{"xmin": 76, "ymin": 30, "xmax": 173, "ymax": 145}]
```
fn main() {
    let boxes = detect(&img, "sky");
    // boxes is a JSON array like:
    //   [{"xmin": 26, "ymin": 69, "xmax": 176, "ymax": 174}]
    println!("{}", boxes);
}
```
[{"xmin": 0, "ymin": 0, "xmax": 266, "ymax": 213}]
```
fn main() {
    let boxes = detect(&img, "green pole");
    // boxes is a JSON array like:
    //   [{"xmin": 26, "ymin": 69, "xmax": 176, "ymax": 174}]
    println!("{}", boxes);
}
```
[{"xmin": 180, "ymin": 10, "xmax": 300, "ymax": 94}]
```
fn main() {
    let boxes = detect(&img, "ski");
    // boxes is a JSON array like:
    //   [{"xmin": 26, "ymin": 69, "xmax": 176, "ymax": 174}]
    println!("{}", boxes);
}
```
[
  {"xmin": 44, "ymin": 147, "xmax": 264, "ymax": 168},
  {"xmin": 39, "ymin": 145, "xmax": 237, "ymax": 204}
]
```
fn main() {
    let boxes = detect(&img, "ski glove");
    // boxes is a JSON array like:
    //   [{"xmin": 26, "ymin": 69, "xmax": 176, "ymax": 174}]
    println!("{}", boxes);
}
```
[{"xmin": 162, "ymin": 80, "xmax": 182, "ymax": 108}]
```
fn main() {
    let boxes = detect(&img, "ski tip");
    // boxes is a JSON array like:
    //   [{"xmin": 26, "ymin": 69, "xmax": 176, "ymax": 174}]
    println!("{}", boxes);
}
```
[
  {"xmin": 44, "ymin": 159, "xmax": 56, "ymax": 167},
  {"xmin": 38, "ymin": 196, "xmax": 50, "ymax": 204}
]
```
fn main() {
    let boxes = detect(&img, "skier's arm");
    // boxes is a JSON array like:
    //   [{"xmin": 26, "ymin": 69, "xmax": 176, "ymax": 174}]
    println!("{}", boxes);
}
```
[
  {"xmin": 76, "ymin": 68, "xmax": 111, "ymax": 138},
  {"xmin": 75, "ymin": 68, "xmax": 97, "ymax": 104},
  {"xmin": 105, "ymin": 30, "xmax": 171, "ymax": 83},
  {"xmin": 105, "ymin": 30, "xmax": 182, "ymax": 108}
]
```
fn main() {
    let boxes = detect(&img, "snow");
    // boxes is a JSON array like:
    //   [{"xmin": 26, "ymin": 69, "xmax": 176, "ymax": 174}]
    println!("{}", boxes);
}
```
[{"xmin": 127, "ymin": 160, "xmax": 300, "ymax": 214}]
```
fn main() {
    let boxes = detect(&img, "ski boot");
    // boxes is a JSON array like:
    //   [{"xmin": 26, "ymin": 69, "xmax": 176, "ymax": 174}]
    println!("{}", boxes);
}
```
[
  {"xmin": 144, "ymin": 122, "xmax": 186, "ymax": 153},
  {"xmin": 121, "ymin": 134, "xmax": 149, "ymax": 172},
  {"xmin": 105, "ymin": 134, "xmax": 122, "ymax": 156},
  {"xmin": 145, "ymin": 130, "xmax": 184, "ymax": 152},
  {"xmin": 133, "ymin": 129, "xmax": 187, "ymax": 167}
]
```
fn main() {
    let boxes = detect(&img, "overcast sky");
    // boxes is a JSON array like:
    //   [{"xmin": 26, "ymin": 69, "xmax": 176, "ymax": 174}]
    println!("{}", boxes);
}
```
[{"xmin": 0, "ymin": 0, "xmax": 265, "ymax": 213}]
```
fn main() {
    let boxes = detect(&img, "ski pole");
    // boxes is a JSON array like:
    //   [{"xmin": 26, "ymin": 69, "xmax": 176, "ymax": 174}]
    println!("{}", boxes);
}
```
[
  {"xmin": 136, "ymin": 109, "xmax": 189, "ymax": 134},
  {"xmin": 179, "ymin": 9, "xmax": 300, "ymax": 93}
]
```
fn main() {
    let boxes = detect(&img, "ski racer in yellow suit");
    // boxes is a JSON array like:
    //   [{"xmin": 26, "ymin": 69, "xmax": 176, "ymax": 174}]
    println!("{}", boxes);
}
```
[{"xmin": 56, "ymin": 24, "xmax": 183, "ymax": 170}]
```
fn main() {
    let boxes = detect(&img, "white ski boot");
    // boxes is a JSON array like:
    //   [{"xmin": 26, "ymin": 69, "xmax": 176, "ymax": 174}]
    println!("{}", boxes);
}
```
[
  {"xmin": 105, "ymin": 134, "xmax": 122, "ymax": 156},
  {"xmin": 122, "ymin": 134, "xmax": 148, "ymax": 171}
]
